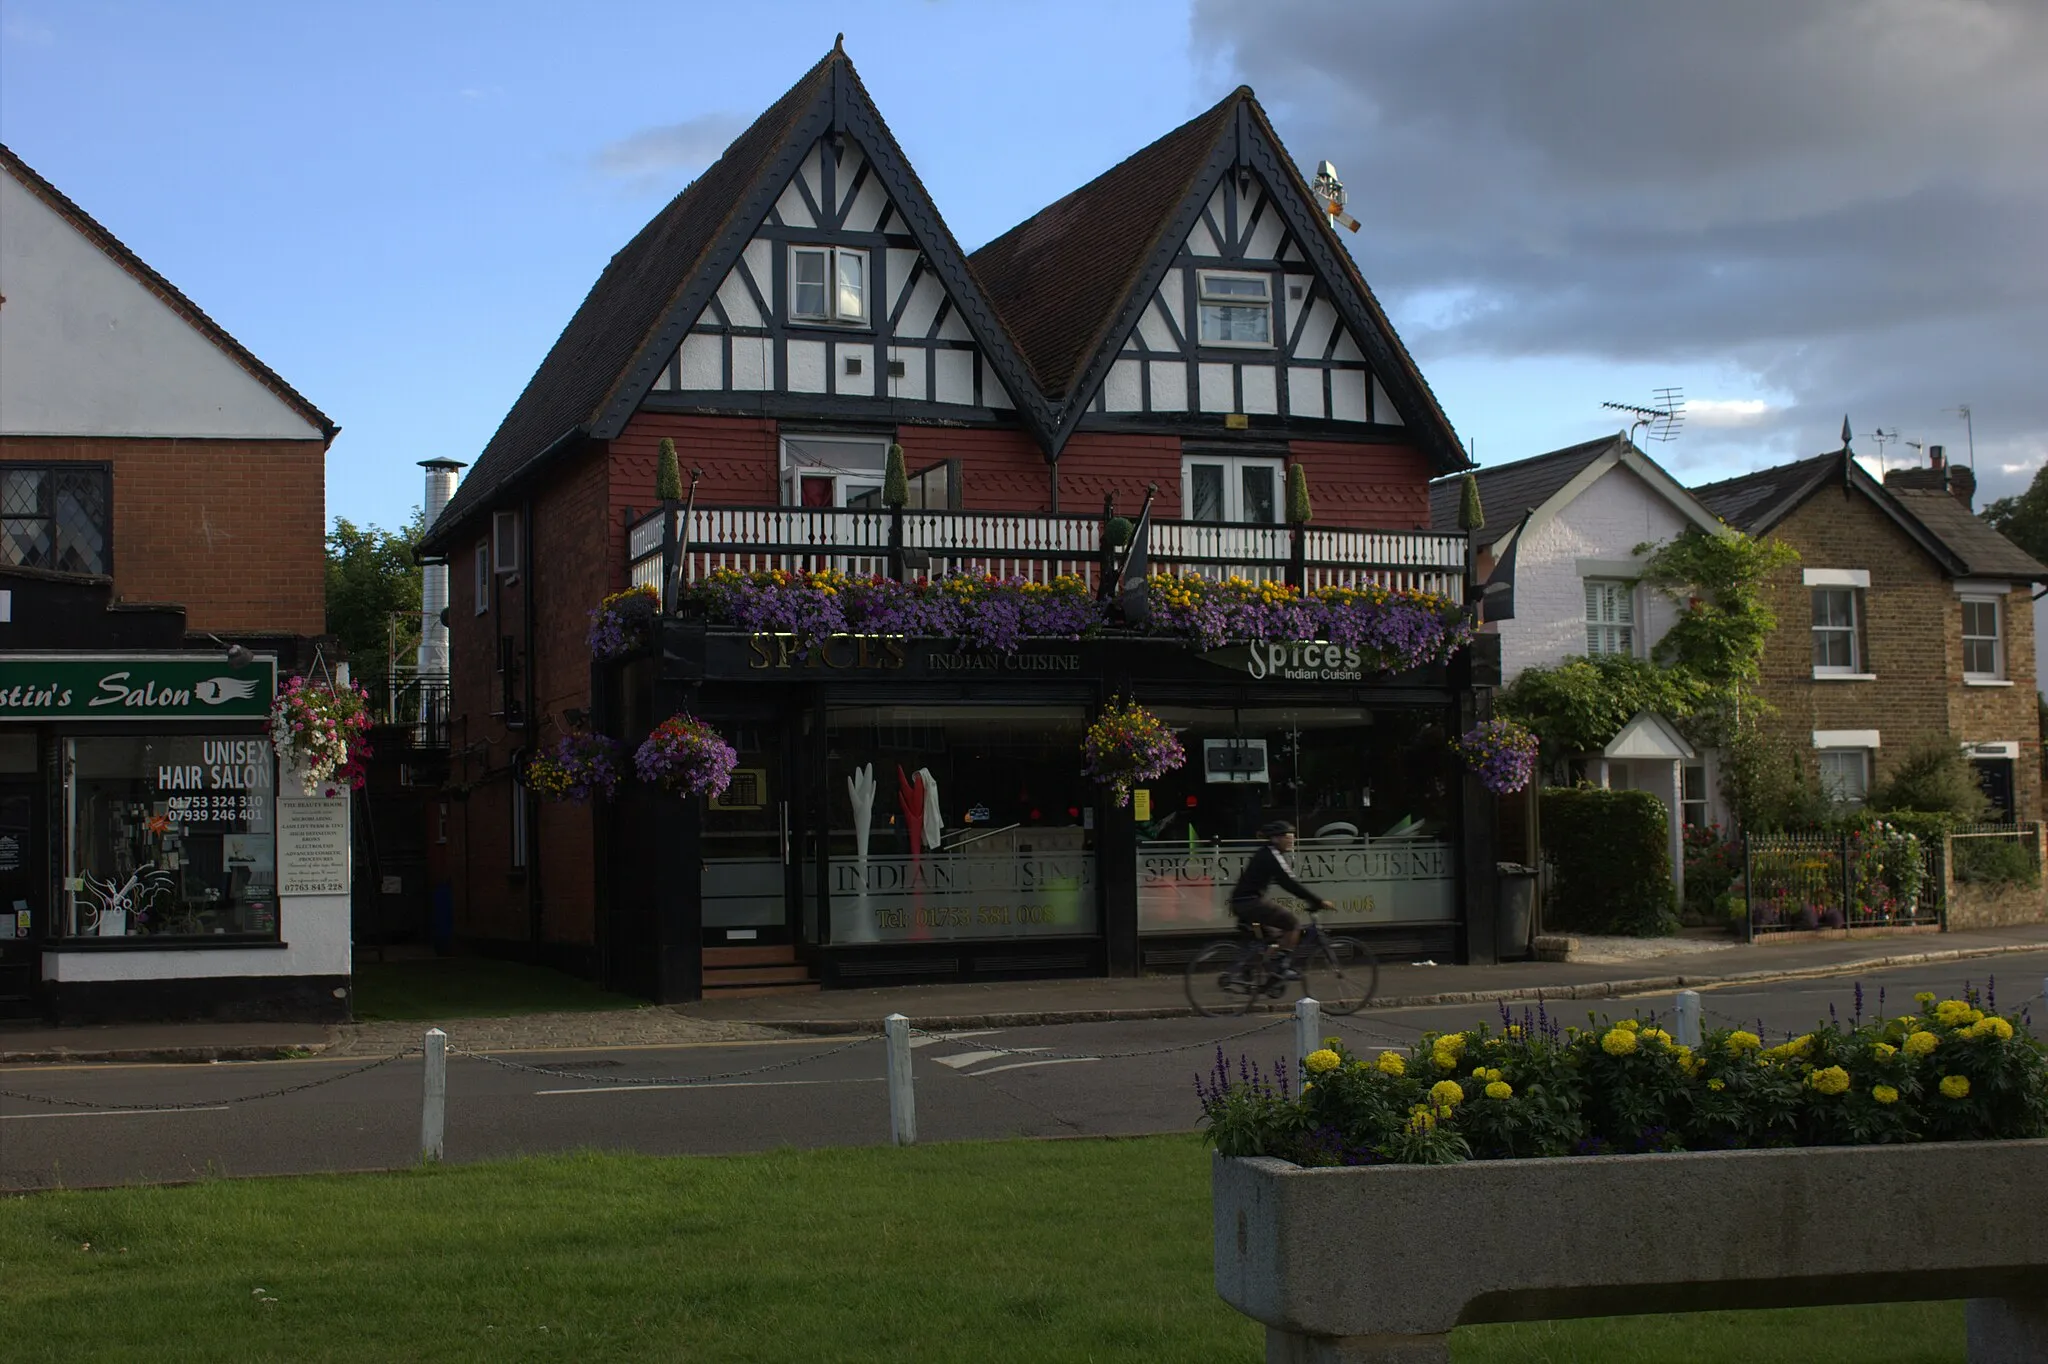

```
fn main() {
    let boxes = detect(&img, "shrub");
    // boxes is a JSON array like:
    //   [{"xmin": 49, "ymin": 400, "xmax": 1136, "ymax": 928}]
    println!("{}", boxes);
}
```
[
  {"xmin": 1682, "ymin": 823, "xmax": 1741, "ymax": 920},
  {"xmin": 1541, "ymin": 787, "xmax": 1676, "ymax": 936},
  {"xmin": 1953, "ymin": 835, "xmax": 2040, "ymax": 888},
  {"xmin": 1875, "ymin": 739, "xmax": 1993, "ymax": 821}
]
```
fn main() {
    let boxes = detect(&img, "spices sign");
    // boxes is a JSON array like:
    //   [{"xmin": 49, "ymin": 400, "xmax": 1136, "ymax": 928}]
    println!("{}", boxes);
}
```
[
  {"xmin": 0, "ymin": 655, "xmax": 275, "ymax": 721},
  {"xmin": 278, "ymin": 797, "xmax": 351, "ymax": 896}
]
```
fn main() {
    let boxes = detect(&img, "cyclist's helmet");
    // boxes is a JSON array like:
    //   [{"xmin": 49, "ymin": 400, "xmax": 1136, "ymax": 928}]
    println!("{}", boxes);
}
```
[{"xmin": 1258, "ymin": 820, "xmax": 1295, "ymax": 839}]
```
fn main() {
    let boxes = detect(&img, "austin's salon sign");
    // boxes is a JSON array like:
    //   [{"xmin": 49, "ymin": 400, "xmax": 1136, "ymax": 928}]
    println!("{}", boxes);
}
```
[{"xmin": 0, "ymin": 656, "xmax": 276, "ymax": 721}]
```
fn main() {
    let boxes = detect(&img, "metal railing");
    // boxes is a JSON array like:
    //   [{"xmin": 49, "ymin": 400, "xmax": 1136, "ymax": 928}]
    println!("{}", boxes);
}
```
[
  {"xmin": 363, "ymin": 672, "xmax": 452, "ymax": 750},
  {"xmin": 626, "ymin": 504, "xmax": 1466, "ymax": 599},
  {"xmin": 1742, "ymin": 828, "xmax": 1944, "ymax": 939}
]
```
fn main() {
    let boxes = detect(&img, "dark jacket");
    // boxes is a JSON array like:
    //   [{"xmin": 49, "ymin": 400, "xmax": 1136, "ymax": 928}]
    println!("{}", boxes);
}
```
[{"xmin": 1230, "ymin": 844, "xmax": 1319, "ymax": 910}]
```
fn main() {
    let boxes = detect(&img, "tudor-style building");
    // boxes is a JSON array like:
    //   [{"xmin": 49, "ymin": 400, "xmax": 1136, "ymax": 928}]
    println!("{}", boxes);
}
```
[{"xmin": 421, "ymin": 44, "xmax": 1497, "ymax": 1000}]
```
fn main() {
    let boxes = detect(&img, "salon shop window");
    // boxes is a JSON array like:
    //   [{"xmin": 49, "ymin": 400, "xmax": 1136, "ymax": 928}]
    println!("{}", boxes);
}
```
[{"xmin": 62, "ymin": 735, "xmax": 278, "ymax": 940}]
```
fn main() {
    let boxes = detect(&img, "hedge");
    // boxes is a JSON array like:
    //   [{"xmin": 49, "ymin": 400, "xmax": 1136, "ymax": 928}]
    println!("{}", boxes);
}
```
[{"xmin": 1541, "ymin": 786, "xmax": 1676, "ymax": 936}]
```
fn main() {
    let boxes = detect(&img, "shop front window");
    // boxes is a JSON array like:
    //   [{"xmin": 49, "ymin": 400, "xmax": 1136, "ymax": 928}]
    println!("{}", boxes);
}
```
[
  {"xmin": 1135, "ymin": 707, "xmax": 1456, "ymax": 934},
  {"xmin": 63, "ymin": 736, "xmax": 277, "ymax": 940},
  {"xmin": 823, "ymin": 706, "xmax": 1096, "ymax": 944}
]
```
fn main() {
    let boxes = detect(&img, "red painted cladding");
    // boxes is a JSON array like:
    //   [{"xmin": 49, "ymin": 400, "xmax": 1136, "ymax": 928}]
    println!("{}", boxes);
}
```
[
  {"xmin": 1287, "ymin": 440, "xmax": 1433, "ymax": 530},
  {"xmin": 895, "ymin": 427, "xmax": 1047, "ymax": 511},
  {"xmin": 608, "ymin": 413, "xmax": 778, "ymax": 590},
  {"xmin": 1053, "ymin": 433, "xmax": 1186, "ymax": 517}
]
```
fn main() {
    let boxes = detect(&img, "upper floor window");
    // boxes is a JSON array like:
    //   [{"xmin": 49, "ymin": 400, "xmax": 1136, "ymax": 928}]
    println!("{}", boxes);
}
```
[
  {"xmin": 790, "ymin": 246, "xmax": 867, "ymax": 325},
  {"xmin": 1197, "ymin": 271, "xmax": 1272, "ymax": 347},
  {"xmin": 474, "ymin": 539, "xmax": 490, "ymax": 615},
  {"xmin": 1, "ymin": 463, "xmax": 110, "ymax": 575},
  {"xmin": 1583, "ymin": 579, "xmax": 1635, "ymax": 656},
  {"xmin": 781, "ymin": 434, "xmax": 889, "ymax": 508},
  {"xmin": 1183, "ymin": 454, "xmax": 1281, "ymax": 523},
  {"xmin": 1962, "ymin": 597, "xmax": 2003, "ymax": 679},
  {"xmin": 1811, "ymin": 587, "xmax": 1862, "ymax": 673}
]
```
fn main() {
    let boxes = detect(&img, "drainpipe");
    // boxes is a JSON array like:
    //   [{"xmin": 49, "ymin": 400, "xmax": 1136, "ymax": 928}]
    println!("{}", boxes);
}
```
[{"xmin": 523, "ymin": 494, "xmax": 542, "ymax": 956}]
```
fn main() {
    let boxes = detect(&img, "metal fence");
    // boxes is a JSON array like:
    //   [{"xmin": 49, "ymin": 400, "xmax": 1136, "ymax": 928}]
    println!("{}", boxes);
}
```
[
  {"xmin": 1949, "ymin": 822, "xmax": 2044, "ymax": 890},
  {"xmin": 1742, "ymin": 827, "xmax": 1944, "ymax": 940}
]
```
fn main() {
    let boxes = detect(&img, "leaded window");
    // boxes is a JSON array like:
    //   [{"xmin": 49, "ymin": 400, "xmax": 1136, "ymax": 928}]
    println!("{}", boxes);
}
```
[{"xmin": 1, "ymin": 464, "xmax": 110, "ymax": 575}]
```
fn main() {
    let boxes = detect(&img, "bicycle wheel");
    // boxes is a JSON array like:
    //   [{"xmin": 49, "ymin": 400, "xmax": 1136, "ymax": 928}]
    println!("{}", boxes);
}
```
[
  {"xmin": 1303, "ymin": 936, "xmax": 1378, "ymax": 1015},
  {"xmin": 1186, "ymin": 941, "xmax": 1260, "ymax": 1017}
]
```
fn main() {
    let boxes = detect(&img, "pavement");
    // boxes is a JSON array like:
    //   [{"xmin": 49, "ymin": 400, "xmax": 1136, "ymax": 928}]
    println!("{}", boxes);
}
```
[{"xmin": 5, "ymin": 922, "xmax": 2046, "ymax": 1065}]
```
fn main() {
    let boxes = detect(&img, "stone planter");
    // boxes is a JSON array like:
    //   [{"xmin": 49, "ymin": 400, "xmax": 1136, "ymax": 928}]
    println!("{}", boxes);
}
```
[{"xmin": 1214, "ymin": 1141, "xmax": 2048, "ymax": 1364}]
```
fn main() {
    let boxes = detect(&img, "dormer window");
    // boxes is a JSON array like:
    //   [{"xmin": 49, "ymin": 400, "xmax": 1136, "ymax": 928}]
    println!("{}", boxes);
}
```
[
  {"xmin": 1197, "ymin": 271, "xmax": 1272, "ymax": 347},
  {"xmin": 790, "ymin": 246, "xmax": 867, "ymax": 325}
]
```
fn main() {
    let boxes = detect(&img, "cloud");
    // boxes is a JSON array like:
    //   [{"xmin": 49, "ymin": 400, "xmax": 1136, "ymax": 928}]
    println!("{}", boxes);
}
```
[
  {"xmin": 1193, "ymin": 0, "xmax": 2048, "ymax": 500},
  {"xmin": 1686, "ymin": 400, "xmax": 1772, "ymax": 429},
  {"xmin": 592, "ymin": 114, "xmax": 747, "ymax": 184}
]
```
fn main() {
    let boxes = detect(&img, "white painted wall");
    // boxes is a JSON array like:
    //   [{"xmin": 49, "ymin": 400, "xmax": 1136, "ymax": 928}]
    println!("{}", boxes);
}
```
[
  {"xmin": 1495, "ymin": 463, "xmax": 1695, "ymax": 683},
  {"xmin": 0, "ymin": 170, "xmax": 322, "ymax": 440}
]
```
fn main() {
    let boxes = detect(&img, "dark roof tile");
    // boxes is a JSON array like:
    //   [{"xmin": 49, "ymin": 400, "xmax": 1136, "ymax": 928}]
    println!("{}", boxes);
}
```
[
  {"xmin": 1891, "ymin": 489, "xmax": 2048, "ymax": 580},
  {"xmin": 1428, "ymin": 435, "xmax": 1620, "ymax": 534}
]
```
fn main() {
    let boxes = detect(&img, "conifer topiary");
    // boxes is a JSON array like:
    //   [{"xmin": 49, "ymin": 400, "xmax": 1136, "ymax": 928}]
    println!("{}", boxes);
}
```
[{"xmin": 655, "ymin": 437, "xmax": 683, "ymax": 502}]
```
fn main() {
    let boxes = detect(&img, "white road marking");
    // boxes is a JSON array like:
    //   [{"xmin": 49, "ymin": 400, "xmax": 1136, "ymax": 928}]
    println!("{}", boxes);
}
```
[
  {"xmin": 933, "ymin": 1048, "xmax": 1046, "ymax": 1069},
  {"xmin": 908, "ymin": 1030, "xmax": 1000, "ymax": 1050},
  {"xmin": 966, "ymin": 1057, "xmax": 1101, "ymax": 1077},
  {"xmin": 534, "ymin": 1077, "xmax": 883, "ymax": 1096},
  {"xmin": 1, "ymin": 1105, "xmax": 230, "ymax": 1121}
]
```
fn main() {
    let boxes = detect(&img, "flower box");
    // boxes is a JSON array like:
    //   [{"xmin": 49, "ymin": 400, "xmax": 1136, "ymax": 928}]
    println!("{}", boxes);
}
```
[{"xmin": 1215, "ymin": 1140, "xmax": 2048, "ymax": 1364}]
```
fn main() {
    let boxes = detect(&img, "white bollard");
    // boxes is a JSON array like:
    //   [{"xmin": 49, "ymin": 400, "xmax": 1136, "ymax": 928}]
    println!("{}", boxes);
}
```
[
  {"xmin": 885, "ymin": 1013, "xmax": 916, "ymax": 1146},
  {"xmin": 1673, "ymin": 991, "xmax": 1702, "ymax": 1049},
  {"xmin": 421, "ymin": 1027, "xmax": 447, "ymax": 1163},
  {"xmin": 1295, "ymin": 997, "xmax": 1323, "ymax": 1069}
]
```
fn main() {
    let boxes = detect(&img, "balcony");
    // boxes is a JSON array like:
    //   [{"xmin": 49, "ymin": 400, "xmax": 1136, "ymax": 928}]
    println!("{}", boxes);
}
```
[
  {"xmin": 626, "ymin": 505, "xmax": 1465, "ymax": 600},
  {"xmin": 363, "ymin": 672, "xmax": 452, "ymax": 751}
]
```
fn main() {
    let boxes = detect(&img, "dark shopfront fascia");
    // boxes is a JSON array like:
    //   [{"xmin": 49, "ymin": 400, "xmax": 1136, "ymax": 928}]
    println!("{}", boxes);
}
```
[{"xmin": 591, "ymin": 624, "xmax": 1503, "ymax": 1000}]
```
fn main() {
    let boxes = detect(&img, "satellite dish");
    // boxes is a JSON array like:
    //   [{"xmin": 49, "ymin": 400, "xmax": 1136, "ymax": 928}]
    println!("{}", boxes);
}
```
[{"xmin": 1311, "ymin": 160, "xmax": 1360, "ymax": 233}]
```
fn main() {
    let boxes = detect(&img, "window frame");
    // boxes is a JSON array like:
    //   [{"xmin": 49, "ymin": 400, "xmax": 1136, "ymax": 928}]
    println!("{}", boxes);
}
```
[
  {"xmin": 778, "ymin": 434, "xmax": 891, "ymax": 509},
  {"xmin": 474, "ymin": 539, "xmax": 490, "ymax": 615},
  {"xmin": 788, "ymin": 245, "xmax": 870, "ymax": 327},
  {"xmin": 1810, "ymin": 586, "xmax": 1863, "ymax": 676},
  {"xmin": 1816, "ymin": 748, "xmax": 1871, "ymax": 806},
  {"xmin": 1680, "ymin": 761, "xmax": 1710, "ymax": 829},
  {"xmin": 1180, "ymin": 453, "xmax": 1285, "ymax": 524},
  {"xmin": 1583, "ymin": 577, "xmax": 1638, "ymax": 658},
  {"xmin": 1961, "ymin": 596, "xmax": 2003, "ymax": 680},
  {"xmin": 0, "ymin": 460, "xmax": 114, "ymax": 577},
  {"xmin": 1195, "ymin": 269, "xmax": 1275, "ymax": 349}
]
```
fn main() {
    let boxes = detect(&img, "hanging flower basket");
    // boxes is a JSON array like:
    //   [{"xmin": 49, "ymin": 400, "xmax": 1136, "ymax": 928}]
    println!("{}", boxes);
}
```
[
  {"xmin": 1454, "ymin": 718, "xmax": 1539, "ymax": 794},
  {"xmin": 634, "ymin": 714, "xmax": 738, "ymax": 798},
  {"xmin": 1082, "ymin": 697, "xmax": 1185, "ymax": 807},
  {"xmin": 525, "ymin": 732, "xmax": 623, "ymax": 804},
  {"xmin": 587, "ymin": 584, "xmax": 660, "ymax": 660},
  {"xmin": 270, "ymin": 674, "xmax": 373, "ymax": 795}
]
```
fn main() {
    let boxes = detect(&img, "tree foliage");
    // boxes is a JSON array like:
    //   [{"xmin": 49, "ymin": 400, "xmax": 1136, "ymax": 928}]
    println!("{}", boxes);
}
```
[
  {"xmin": 1636, "ymin": 530, "xmax": 1800, "ymax": 694},
  {"xmin": 1497, "ymin": 654, "xmax": 1707, "ymax": 755},
  {"xmin": 1981, "ymin": 464, "xmax": 2048, "ymax": 565},
  {"xmin": 1874, "ymin": 738, "xmax": 1993, "ymax": 822},
  {"xmin": 324, "ymin": 510, "xmax": 424, "ymax": 676}
]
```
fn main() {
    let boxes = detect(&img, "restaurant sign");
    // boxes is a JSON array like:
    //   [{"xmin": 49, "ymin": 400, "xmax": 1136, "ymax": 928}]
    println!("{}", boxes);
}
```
[
  {"xmin": 0, "ymin": 656, "xmax": 276, "ymax": 721},
  {"xmin": 1203, "ymin": 641, "xmax": 1369, "ymax": 682}
]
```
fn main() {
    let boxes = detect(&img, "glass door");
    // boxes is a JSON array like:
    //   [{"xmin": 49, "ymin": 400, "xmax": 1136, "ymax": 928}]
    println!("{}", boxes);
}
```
[
  {"xmin": 0, "ymin": 773, "xmax": 42, "ymax": 1017},
  {"xmin": 699, "ymin": 723, "xmax": 797, "ymax": 947}
]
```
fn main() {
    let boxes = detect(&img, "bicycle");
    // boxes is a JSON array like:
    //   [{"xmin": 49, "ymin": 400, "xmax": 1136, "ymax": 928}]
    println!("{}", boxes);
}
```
[{"xmin": 1183, "ymin": 911, "xmax": 1379, "ymax": 1017}]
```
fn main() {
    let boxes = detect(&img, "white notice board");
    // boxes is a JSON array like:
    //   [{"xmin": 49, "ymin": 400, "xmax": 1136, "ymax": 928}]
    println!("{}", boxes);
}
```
[{"xmin": 279, "ymin": 797, "xmax": 351, "ymax": 896}]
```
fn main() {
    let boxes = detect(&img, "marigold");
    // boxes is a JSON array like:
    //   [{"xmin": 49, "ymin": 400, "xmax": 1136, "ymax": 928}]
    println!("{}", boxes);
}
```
[
  {"xmin": 1914, "ymin": 991, "xmax": 1936, "ymax": 1006},
  {"xmin": 1304, "ymin": 1048, "xmax": 1342, "ymax": 1074},
  {"xmin": 1430, "ymin": 1079, "xmax": 1465, "ymax": 1107},
  {"xmin": 1872, "ymin": 1084, "xmax": 1899, "ymax": 1105},
  {"xmin": 1601, "ymin": 1028, "xmax": 1638, "ymax": 1057},
  {"xmin": 1707, "ymin": 1078, "xmax": 1726, "ymax": 1092},
  {"xmin": 1639, "ymin": 1027, "xmax": 1671, "ymax": 1046},
  {"xmin": 1407, "ymin": 1105, "xmax": 1437, "ymax": 1133},
  {"xmin": 1810, "ymin": 1065, "xmax": 1851, "ymax": 1096},
  {"xmin": 1903, "ymin": 1030, "xmax": 1939, "ymax": 1057},
  {"xmin": 1935, "ymin": 1000, "xmax": 1973, "ymax": 1027},
  {"xmin": 1616, "ymin": 1018, "xmax": 1641, "ymax": 1033},
  {"xmin": 1965, "ymin": 1017, "xmax": 2015, "ymax": 1042},
  {"xmin": 1939, "ymin": 1074, "xmax": 1971, "ymax": 1100},
  {"xmin": 1872, "ymin": 1043, "xmax": 1897, "ymax": 1061},
  {"xmin": 1484, "ymin": 1080, "xmax": 1513, "ymax": 1100},
  {"xmin": 1376, "ymin": 1051, "xmax": 1407, "ymax": 1077},
  {"xmin": 1726, "ymin": 1031, "xmax": 1763, "ymax": 1053}
]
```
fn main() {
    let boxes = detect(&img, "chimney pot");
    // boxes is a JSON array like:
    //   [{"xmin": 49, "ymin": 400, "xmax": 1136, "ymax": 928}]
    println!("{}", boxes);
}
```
[{"xmin": 1928, "ymin": 444, "xmax": 1945, "ymax": 470}]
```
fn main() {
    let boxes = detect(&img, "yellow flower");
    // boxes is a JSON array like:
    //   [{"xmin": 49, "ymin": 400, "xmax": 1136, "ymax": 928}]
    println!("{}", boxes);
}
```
[
  {"xmin": 1983, "ymin": 1017, "xmax": 2015, "ymax": 1041},
  {"xmin": 1903, "ymin": 1031, "xmax": 1939, "ymax": 1057},
  {"xmin": 1617, "ymin": 1018, "xmax": 1641, "ymax": 1033},
  {"xmin": 1810, "ymin": 1066, "xmax": 1851, "ymax": 1096},
  {"xmin": 1304, "ymin": 1048, "xmax": 1342, "ymax": 1074},
  {"xmin": 1484, "ymin": 1081, "xmax": 1513, "ymax": 1100},
  {"xmin": 1407, "ymin": 1105, "xmax": 1437, "ymax": 1133},
  {"xmin": 1640, "ymin": 1027, "xmax": 1671, "ymax": 1046},
  {"xmin": 1707, "ymin": 1078, "xmax": 1726, "ymax": 1092},
  {"xmin": 1601, "ymin": 1028, "xmax": 1639, "ymax": 1056},
  {"xmin": 1914, "ymin": 991, "xmax": 1936, "ymax": 1006},
  {"xmin": 1375, "ymin": 1051, "xmax": 1407, "ymax": 1077},
  {"xmin": 1872, "ymin": 1043, "xmax": 1897, "ymax": 1061},
  {"xmin": 1939, "ymin": 1074, "xmax": 1971, "ymax": 1100},
  {"xmin": 1430, "ymin": 1080, "xmax": 1466, "ymax": 1107},
  {"xmin": 1872, "ymin": 1084, "xmax": 1899, "ymax": 1105},
  {"xmin": 1506, "ymin": 1025, "xmax": 1525, "ymax": 1039},
  {"xmin": 1934, "ymin": 999, "xmax": 1974, "ymax": 1027},
  {"xmin": 1726, "ymin": 1031, "xmax": 1763, "ymax": 1053}
]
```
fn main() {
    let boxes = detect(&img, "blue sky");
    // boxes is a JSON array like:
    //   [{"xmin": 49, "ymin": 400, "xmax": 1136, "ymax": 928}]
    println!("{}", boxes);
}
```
[{"xmin": 4, "ymin": 0, "xmax": 2039, "ymax": 532}]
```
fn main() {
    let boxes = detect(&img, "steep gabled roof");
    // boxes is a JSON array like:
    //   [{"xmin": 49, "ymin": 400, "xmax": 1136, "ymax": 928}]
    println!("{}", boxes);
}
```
[
  {"xmin": 1692, "ymin": 452, "xmax": 1842, "ymax": 534},
  {"xmin": 1891, "ymin": 488, "xmax": 2048, "ymax": 581},
  {"xmin": 0, "ymin": 143, "xmax": 337, "ymax": 442},
  {"xmin": 969, "ymin": 88, "xmax": 1469, "ymax": 473},
  {"xmin": 1428, "ymin": 435, "xmax": 1617, "ymax": 535},
  {"xmin": 428, "ymin": 42, "xmax": 1047, "ymax": 548}
]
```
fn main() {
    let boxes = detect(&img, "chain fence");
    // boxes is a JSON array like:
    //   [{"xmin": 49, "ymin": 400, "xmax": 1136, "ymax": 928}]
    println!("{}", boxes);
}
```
[{"xmin": 904, "ymin": 1014, "xmax": 1288, "ymax": 1063}]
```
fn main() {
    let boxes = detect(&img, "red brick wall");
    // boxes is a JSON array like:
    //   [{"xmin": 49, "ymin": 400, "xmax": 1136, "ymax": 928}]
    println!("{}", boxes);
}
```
[
  {"xmin": 1055, "ymin": 433, "xmax": 1186, "ymax": 516},
  {"xmin": 1287, "ymin": 440, "xmax": 1433, "ymax": 530},
  {"xmin": 0, "ymin": 434, "xmax": 324, "ymax": 634}
]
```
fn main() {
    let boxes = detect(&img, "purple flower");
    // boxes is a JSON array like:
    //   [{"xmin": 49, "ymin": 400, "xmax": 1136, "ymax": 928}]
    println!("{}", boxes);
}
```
[{"xmin": 634, "ymin": 714, "xmax": 738, "ymax": 798}]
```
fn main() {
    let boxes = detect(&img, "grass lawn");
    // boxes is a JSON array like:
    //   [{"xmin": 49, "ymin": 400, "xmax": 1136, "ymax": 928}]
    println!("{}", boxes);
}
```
[
  {"xmin": 0, "ymin": 1137, "xmax": 1963, "ymax": 1363},
  {"xmin": 348, "ymin": 956, "xmax": 646, "ymax": 1020}
]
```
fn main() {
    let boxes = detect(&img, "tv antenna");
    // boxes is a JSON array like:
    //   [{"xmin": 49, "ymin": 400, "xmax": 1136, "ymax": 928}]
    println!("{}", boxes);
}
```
[
  {"xmin": 1310, "ymin": 160, "xmax": 1359, "ymax": 233},
  {"xmin": 1944, "ymin": 405, "xmax": 1975, "ymax": 467},
  {"xmin": 1865, "ymin": 427, "xmax": 1899, "ymax": 476},
  {"xmin": 1600, "ymin": 387, "xmax": 1685, "ymax": 443}
]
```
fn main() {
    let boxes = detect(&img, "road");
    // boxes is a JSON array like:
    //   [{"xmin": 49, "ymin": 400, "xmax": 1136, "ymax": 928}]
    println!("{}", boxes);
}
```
[{"xmin": 4, "ymin": 952, "xmax": 2043, "ymax": 1190}]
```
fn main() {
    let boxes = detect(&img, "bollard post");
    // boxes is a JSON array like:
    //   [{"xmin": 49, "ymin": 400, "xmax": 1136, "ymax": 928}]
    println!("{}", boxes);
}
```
[
  {"xmin": 1295, "ymin": 997, "xmax": 1322, "ymax": 1067},
  {"xmin": 1673, "ymin": 991, "xmax": 1702, "ymax": 1049},
  {"xmin": 885, "ymin": 1013, "xmax": 916, "ymax": 1146},
  {"xmin": 421, "ymin": 1027, "xmax": 447, "ymax": 1163}
]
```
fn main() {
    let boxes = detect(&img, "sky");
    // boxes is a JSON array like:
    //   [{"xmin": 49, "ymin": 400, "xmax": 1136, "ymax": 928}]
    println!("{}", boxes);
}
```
[{"xmin": 3, "ymin": 0, "xmax": 2043, "ymax": 533}]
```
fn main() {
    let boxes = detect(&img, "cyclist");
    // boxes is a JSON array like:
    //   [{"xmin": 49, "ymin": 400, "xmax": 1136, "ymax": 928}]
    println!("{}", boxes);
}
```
[{"xmin": 1229, "ymin": 819, "xmax": 1335, "ymax": 978}]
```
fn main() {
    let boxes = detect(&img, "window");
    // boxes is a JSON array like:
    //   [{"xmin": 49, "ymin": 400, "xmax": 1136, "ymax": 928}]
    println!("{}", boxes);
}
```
[
  {"xmin": 789, "ymin": 246, "xmax": 868, "ymax": 325},
  {"xmin": 1681, "ymin": 762, "xmax": 1710, "ymax": 829},
  {"xmin": 1182, "ymin": 454, "xmax": 1282, "ymax": 523},
  {"xmin": 1, "ymin": 463, "xmax": 110, "ymax": 575},
  {"xmin": 1584, "ymin": 579, "xmax": 1636, "ymax": 656},
  {"xmin": 62, "ymin": 736, "xmax": 277, "ymax": 941},
  {"xmin": 474, "ymin": 540, "xmax": 490, "ymax": 615},
  {"xmin": 1197, "ymin": 271, "xmax": 1273, "ymax": 347},
  {"xmin": 492, "ymin": 510, "xmax": 520, "ymax": 574},
  {"xmin": 1817, "ymin": 749, "xmax": 1870, "ymax": 806},
  {"xmin": 1811, "ymin": 587, "xmax": 1861, "ymax": 673},
  {"xmin": 1962, "ymin": 598, "xmax": 2003, "ymax": 679},
  {"xmin": 780, "ymin": 434, "xmax": 890, "ymax": 508}
]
